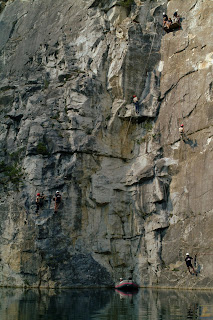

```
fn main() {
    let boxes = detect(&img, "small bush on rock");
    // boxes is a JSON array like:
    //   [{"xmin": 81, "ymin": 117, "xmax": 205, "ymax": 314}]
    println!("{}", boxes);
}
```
[
  {"xmin": 36, "ymin": 142, "xmax": 49, "ymax": 155},
  {"xmin": 118, "ymin": 0, "xmax": 134, "ymax": 9}
]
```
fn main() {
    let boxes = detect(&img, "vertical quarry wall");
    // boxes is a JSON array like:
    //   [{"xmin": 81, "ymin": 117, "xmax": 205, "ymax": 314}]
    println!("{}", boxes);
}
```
[{"xmin": 0, "ymin": 0, "xmax": 212, "ymax": 288}]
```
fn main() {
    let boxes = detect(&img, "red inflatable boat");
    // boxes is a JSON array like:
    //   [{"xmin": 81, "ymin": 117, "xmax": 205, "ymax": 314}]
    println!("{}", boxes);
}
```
[{"xmin": 115, "ymin": 280, "xmax": 139, "ymax": 291}]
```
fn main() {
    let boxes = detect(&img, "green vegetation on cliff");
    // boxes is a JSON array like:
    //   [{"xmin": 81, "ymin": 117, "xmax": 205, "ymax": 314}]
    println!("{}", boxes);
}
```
[
  {"xmin": 118, "ymin": 0, "xmax": 134, "ymax": 9},
  {"xmin": 0, "ymin": 161, "xmax": 23, "ymax": 190}
]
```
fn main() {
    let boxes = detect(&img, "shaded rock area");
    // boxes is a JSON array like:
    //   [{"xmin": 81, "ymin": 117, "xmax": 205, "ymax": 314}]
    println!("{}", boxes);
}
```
[{"xmin": 0, "ymin": 0, "xmax": 212, "ymax": 289}]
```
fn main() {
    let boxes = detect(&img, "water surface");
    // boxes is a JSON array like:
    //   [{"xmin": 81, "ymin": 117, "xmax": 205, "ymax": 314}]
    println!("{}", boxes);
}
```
[{"xmin": 0, "ymin": 287, "xmax": 213, "ymax": 319}]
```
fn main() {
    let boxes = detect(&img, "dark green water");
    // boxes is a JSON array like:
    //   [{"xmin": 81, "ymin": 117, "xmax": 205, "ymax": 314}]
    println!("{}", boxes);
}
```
[{"xmin": 0, "ymin": 287, "xmax": 213, "ymax": 319}]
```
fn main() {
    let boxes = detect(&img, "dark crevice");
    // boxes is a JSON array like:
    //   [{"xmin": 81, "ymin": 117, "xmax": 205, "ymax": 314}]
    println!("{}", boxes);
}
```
[
  {"xmin": 169, "ymin": 124, "xmax": 213, "ymax": 147},
  {"xmin": 189, "ymin": 0, "xmax": 198, "ymax": 11},
  {"xmin": 89, "ymin": 1, "xmax": 116, "ymax": 11},
  {"xmin": 188, "ymin": 124, "xmax": 213, "ymax": 135},
  {"xmin": 51, "ymin": 149, "xmax": 129, "ymax": 162},
  {"xmin": 8, "ymin": 12, "xmax": 27, "ymax": 40},
  {"xmin": 191, "ymin": 45, "xmax": 199, "ymax": 51},
  {"xmin": 183, "ymin": 94, "xmax": 201, "ymax": 119},
  {"xmin": 160, "ymin": 69, "xmax": 198, "ymax": 102},
  {"xmin": 123, "ymin": 233, "xmax": 143, "ymax": 240},
  {"xmin": 8, "ymin": 20, "xmax": 18, "ymax": 40},
  {"xmin": 173, "ymin": 38, "xmax": 189, "ymax": 55}
]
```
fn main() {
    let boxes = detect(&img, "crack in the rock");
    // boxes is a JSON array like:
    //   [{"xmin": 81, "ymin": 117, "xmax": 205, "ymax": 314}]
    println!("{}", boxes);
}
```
[
  {"xmin": 189, "ymin": 0, "xmax": 198, "ymax": 11},
  {"xmin": 191, "ymin": 188, "xmax": 213, "ymax": 200},
  {"xmin": 123, "ymin": 234, "xmax": 143, "ymax": 240},
  {"xmin": 172, "ymin": 38, "xmax": 189, "ymax": 56},
  {"xmin": 52, "ymin": 149, "xmax": 129, "ymax": 161},
  {"xmin": 8, "ymin": 12, "xmax": 28, "ymax": 40},
  {"xmin": 168, "ymin": 124, "xmax": 213, "ymax": 147},
  {"xmin": 188, "ymin": 124, "xmax": 213, "ymax": 136},
  {"xmin": 160, "ymin": 69, "xmax": 198, "ymax": 102},
  {"xmin": 183, "ymin": 94, "xmax": 202, "ymax": 119},
  {"xmin": 191, "ymin": 45, "xmax": 199, "ymax": 51}
]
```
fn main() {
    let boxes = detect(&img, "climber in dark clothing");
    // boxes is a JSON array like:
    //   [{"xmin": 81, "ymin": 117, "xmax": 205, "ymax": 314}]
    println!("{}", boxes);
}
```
[
  {"xmin": 35, "ymin": 192, "xmax": 45, "ymax": 214},
  {"xmin": 54, "ymin": 191, "xmax": 62, "ymax": 213},
  {"xmin": 133, "ymin": 95, "xmax": 139, "ymax": 114},
  {"xmin": 173, "ymin": 10, "xmax": 180, "ymax": 24},
  {"xmin": 185, "ymin": 253, "xmax": 197, "ymax": 275},
  {"xmin": 163, "ymin": 12, "xmax": 168, "ymax": 20},
  {"xmin": 163, "ymin": 12, "xmax": 168, "ymax": 28}
]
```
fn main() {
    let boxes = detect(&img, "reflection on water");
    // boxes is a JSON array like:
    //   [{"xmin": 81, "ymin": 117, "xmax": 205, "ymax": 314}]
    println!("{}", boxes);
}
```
[{"xmin": 0, "ymin": 287, "xmax": 213, "ymax": 319}]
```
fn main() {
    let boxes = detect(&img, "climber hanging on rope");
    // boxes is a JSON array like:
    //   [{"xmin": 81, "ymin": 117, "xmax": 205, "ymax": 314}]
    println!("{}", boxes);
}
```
[
  {"xmin": 132, "ymin": 95, "xmax": 139, "ymax": 114},
  {"xmin": 35, "ymin": 192, "xmax": 46, "ymax": 214},
  {"xmin": 179, "ymin": 124, "xmax": 184, "ymax": 140},
  {"xmin": 185, "ymin": 253, "xmax": 197, "ymax": 276},
  {"xmin": 53, "ymin": 190, "xmax": 62, "ymax": 213}
]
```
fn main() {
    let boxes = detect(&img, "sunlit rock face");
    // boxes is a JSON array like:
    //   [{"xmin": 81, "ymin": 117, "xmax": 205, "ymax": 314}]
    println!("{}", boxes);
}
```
[{"xmin": 0, "ymin": 0, "xmax": 212, "ymax": 288}]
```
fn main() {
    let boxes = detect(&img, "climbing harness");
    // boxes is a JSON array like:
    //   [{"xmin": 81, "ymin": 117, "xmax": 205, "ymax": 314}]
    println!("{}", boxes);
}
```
[{"xmin": 176, "ymin": 35, "xmax": 191, "ymax": 140}]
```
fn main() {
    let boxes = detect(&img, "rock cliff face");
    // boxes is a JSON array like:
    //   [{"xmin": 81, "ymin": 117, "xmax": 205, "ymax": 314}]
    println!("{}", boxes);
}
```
[{"xmin": 0, "ymin": 0, "xmax": 212, "ymax": 288}]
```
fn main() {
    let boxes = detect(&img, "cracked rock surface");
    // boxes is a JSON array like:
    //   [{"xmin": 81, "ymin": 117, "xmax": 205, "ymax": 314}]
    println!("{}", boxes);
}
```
[{"xmin": 0, "ymin": 0, "xmax": 212, "ymax": 288}]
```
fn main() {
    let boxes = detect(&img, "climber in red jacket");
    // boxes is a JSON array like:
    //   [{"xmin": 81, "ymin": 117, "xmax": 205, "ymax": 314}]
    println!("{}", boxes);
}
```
[
  {"xmin": 179, "ymin": 124, "xmax": 184, "ymax": 140},
  {"xmin": 35, "ymin": 192, "xmax": 45, "ymax": 214},
  {"xmin": 133, "ymin": 95, "xmax": 139, "ymax": 114}
]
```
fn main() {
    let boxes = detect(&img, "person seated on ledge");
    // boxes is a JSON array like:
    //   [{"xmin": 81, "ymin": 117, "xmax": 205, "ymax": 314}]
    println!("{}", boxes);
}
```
[
  {"xmin": 163, "ymin": 16, "xmax": 167, "ymax": 27},
  {"xmin": 166, "ymin": 17, "xmax": 173, "ymax": 29},
  {"xmin": 173, "ymin": 10, "xmax": 180, "ymax": 24},
  {"xmin": 163, "ymin": 12, "xmax": 168, "ymax": 27},
  {"xmin": 163, "ymin": 12, "xmax": 168, "ymax": 21}
]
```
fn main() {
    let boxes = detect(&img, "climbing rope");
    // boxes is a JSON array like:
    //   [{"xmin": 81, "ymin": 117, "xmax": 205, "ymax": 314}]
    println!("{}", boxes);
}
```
[
  {"xmin": 177, "ymin": 36, "xmax": 190, "ymax": 131},
  {"xmin": 123, "ymin": 18, "xmax": 158, "ymax": 145}
]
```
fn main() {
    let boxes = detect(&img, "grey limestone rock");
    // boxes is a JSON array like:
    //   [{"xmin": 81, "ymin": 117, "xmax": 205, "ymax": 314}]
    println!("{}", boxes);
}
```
[{"xmin": 0, "ymin": 0, "xmax": 212, "ymax": 289}]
